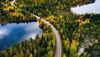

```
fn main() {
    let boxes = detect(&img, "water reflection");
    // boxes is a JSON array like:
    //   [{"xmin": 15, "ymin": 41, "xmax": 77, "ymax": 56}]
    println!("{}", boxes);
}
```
[
  {"xmin": 0, "ymin": 22, "xmax": 43, "ymax": 50},
  {"xmin": 71, "ymin": 0, "xmax": 100, "ymax": 14}
]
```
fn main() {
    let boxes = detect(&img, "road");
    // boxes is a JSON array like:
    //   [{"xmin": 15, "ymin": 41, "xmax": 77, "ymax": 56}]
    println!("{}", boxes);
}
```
[
  {"xmin": 32, "ymin": 14, "xmax": 62, "ymax": 57},
  {"xmin": 11, "ymin": 1, "xmax": 62, "ymax": 57}
]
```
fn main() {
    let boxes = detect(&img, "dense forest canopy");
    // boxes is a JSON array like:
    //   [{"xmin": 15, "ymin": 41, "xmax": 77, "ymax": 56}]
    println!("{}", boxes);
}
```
[
  {"xmin": 0, "ymin": 0, "xmax": 37, "ymax": 25},
  {"xmin": 15, "ymin": 0, "xmax": 95, "ymax": 17},
  {"xmin": 0, "ymin": 0, "xmax": 100, "ymax": 57}
]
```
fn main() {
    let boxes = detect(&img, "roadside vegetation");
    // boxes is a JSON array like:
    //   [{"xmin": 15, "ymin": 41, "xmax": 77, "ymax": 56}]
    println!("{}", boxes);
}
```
[
  {"xmin": 14, "ymin": 0, "xmax": 100, "ymax": 57},
  {"xmin": 45, "ymin": 14, "xmax": 100, "ymax": 57}
]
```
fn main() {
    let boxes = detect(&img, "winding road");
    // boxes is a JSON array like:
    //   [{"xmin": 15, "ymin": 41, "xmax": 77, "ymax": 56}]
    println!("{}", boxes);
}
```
[{"xmin": 11, "ymin": 1, "xmax": 62, "ymax": 57}]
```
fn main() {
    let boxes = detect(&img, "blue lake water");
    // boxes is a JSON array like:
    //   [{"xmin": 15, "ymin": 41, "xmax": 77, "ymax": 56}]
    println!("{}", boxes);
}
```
[
  {"xmin": 0, "ymin": 22, "xmax": 42, "ymax": 50},
  {"xmin": 71, "ymin": 0, "xmax": 100, "ymax": 14}
]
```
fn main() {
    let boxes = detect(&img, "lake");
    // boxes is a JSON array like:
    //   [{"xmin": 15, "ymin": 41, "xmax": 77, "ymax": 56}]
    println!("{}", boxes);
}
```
[
  {"xmin": 0, "ymin": 21, "xmax": 43, "ymax": 50},
  {"xmin": 71, "ymin": 0, "xmax": 100, "ymax": 14}
]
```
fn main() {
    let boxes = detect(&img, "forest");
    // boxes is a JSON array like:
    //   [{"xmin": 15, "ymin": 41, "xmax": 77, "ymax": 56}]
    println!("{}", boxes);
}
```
[
  {"xmin": 45, "ymin": 14, "xmax": 100, "ymax": 57},
  {"xmin": 0, "ymin": 0, "xmax": 100, "ymax": 57},
  {"xmin": 15, "ymin": 0, "xmax": 95, "ymax": 17},
  {"xmin": 0, "ymin": 0, "xmax": 36, "ymax": 25}
]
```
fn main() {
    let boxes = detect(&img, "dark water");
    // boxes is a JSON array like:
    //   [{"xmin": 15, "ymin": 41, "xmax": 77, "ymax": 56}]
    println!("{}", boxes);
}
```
[
  {"xmin": 71, "ymin": 0, "xmax": 100, "ymax": 14},
  {"xmin": 0, "ymin": 22, "xmax": 42, "ymax": 50}
]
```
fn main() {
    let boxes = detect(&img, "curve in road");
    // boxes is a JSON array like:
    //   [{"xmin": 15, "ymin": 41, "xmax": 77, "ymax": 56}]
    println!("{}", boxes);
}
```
[{"xmin": 11, "ymin": 1, "xmax": 62, "ymax": 57}]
